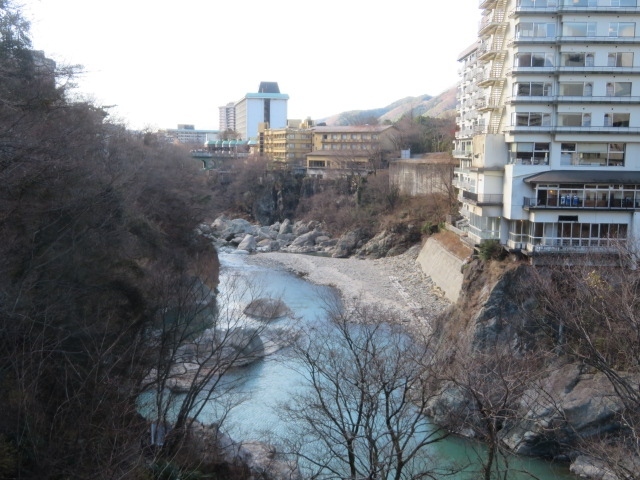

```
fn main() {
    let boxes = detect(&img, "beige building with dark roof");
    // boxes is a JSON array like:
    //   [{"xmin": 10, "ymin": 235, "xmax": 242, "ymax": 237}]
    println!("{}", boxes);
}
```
[{"xmin": 306, "ymin": 125, "xmax": 400, "ymax": 177}]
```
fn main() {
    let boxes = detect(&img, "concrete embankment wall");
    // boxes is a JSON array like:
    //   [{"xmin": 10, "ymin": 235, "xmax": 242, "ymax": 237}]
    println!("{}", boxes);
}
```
[{"xmin": 416, "ymin": 237, "xmax": 465, "ymax": 303}]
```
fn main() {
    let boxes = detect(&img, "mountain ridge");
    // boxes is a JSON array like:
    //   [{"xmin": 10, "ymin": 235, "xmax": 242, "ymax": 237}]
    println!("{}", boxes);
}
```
[{"xmin": 319, "ymin": 85, "xmax": 457, "ymax": 126}]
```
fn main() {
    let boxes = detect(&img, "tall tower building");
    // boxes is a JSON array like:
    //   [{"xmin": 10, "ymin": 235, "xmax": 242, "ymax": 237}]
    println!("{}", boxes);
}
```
[
  {"xmin": 454, "ymin": 0, "xmax": 640, "ymax": 261},
  {"xmin": 234, "ymin": 82, "xmax": 289, "ymax": 141},
  {"xmin": 218, "ymin": 102, "xmax": 236, "ymax": 133}
]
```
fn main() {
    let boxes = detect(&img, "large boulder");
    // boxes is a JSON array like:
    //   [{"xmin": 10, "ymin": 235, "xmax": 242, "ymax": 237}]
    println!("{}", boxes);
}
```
[
  {"xmin": 290, "ymin": 229, "xmax": 323, "ymax": 248},
  {"xmin": 243, "ymin": 298, "xmax": 291, "ymax": 320},
  {"xmin": 237, "ymin": 234, "xmax": 257, "ymax": 252},
  {"xmin": 278, "ymin": 218, "xmax": 292, "ymax": 235},
  {"xmin": 186, "ymin": 422, "xmax": 301, "ymax": 480},
  {"xmin": 216, "ymin": 218, "xmax": 256, "ymax": 241},
  {"xmin": 356, "ymin": 225, "xmax": 420, "ymax": 258},
  {"xmin": 499, "ymin": 363, "xmax": 633, "ymax": 457},
  {"xmin": 332, "ymin": 229, "xmax": 369, "ymax": 258}
]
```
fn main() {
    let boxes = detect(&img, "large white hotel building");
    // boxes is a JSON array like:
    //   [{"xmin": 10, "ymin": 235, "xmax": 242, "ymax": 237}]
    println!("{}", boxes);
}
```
[{"xmin": 454, "ymin": 0, "xmax": 640, "ymax": 260}]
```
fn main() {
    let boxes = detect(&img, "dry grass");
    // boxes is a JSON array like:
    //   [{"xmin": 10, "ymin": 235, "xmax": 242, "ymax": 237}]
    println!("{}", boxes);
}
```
[{"xmin": 432, "ymin": 230, "xmax": 473, "ymax": 260}]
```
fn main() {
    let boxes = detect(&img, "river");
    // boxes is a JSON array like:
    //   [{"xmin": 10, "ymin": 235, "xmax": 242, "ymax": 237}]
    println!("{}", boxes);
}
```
[{"xmin": 154, "ymin": 251, "xmax": 578, "ymax": 479}]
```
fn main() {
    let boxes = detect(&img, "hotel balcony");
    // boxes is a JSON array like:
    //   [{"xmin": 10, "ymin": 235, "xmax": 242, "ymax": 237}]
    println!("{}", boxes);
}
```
[
  {"xmin": 525, "ymin": 238, "xmax": 626, "ymax": 256},
  {"xmin": 557, "ymin": 35, "xmax": 640, "ymax": 45},
  {"xmin": 511, "ymin": 35, "xmax": 640, "ymax": 47},
  {"xmin": 523, "ymin": 196, "xmax": 639, "ymax": 210},
  {"xmin": 555, "ymin": 66, "xmax": 640, "ymax": 74},
  {"xmin": 504, "ymin": 125, "xmax": 640, "ymax": 134},
  {"xmin": 512, "ymin": 3, "xmax": 640, "ymax": 16},
  {"xmin": 507, "ymin": 95, "xmax": 640, "ymax": 104},
  {"xmin": 462, "ymin": 191, "xmax": 503, "ymax": 206}
]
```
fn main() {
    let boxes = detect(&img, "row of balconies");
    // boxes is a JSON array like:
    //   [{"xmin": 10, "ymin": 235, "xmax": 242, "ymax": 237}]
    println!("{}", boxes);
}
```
[
  {"xmin": 511, "ymin": 35, "xmax": 640, "ymax": 46},
  {"xmin": 505, "ymin": 125, "xmax": 640, "ymax": 134},
  {"xmin": 461, "ymin": 190, "xmax": 504, "ymax": 206},
  {"xmin": 508, "ymin": 66, "xmax": 640, "ymax": 75},
  {"xmin": 507, "ymin": 95, "xmax": 640, "ymax": 104},
  {"xmin": 523, "ymin": 195, "xmax": 639, "ymax": 210},
  {"xmin": 510, "ymin": 3, "xmax": 639, "ymax": 17}
]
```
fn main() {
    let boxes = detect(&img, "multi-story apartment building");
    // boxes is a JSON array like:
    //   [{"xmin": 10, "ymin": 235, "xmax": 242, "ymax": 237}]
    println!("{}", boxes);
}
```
[
  {"xmin": 218, "ymin": 102, "xmax": 236, "ymax": 133},
  {"xmin": 454, "ymin": 0, "xmax": 640, "ymax": 260},
  {"xmin": 258, "ymin": 119, "xmax": 314, "ymax": 166},
  {"xmin": 306, "ymin": 125, "xmax": 399, "ymax": 177},
  {"xmin": 234, "ymin": 82, "xmax": 289, "ymax": 141},
  {"xmin": 163, "ymin": 125, "xmax": 219, "ymax": 145}
]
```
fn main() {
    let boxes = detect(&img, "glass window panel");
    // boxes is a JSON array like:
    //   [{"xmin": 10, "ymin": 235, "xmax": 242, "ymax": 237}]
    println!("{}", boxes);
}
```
[
  {"xmin": 614, "ymin": 82, "xmax": 632, "ymax": 96},
  {"xmin": 516, "ymin": 53, "xmax": 533, "ymax": 66},
  {"xmin": 530, "ymin": 83, "xmax": 546, "ymax": 95},
  {"xmin": 559, "ymin": 113, "xmax": 583, "ymax": 126},
  {"xmin": 563, "ymin": 53, "xmax": 585, "ymax": 67},
  {"xmin": 532, "ymin": 54, "xmax": 546, "ymax": 66},
  {"xmin": 580, "ymin": 143, "xmax": 608, "ymax": 153},
  {"xmin": 560, "ymin": 83, "xmax": 584, "ymax": 95},
  {"xmin": 612, "ymin": 113, "xmax": 630, "ymax": 127}
]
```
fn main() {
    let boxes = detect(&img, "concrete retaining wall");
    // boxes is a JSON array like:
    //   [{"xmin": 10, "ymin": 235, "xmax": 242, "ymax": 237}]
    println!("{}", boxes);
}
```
[{"xmin": 417, "ymin": 237, "xmax": 465, "ymax": 303}]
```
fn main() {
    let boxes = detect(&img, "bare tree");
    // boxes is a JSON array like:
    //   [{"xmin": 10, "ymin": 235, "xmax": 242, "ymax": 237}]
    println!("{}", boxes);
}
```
[
  {"xmin": 278, "ymin": 294, "xmax": 456, "ymax": 480},
  {"xmin": 139, "ymin": 264, "xmax": 292, "ymax": 462},
  {"xmin": 432, "ymin": 342, "xmax": 552, "ymax": 480},
  {"xmin": 526, "ymin": 246, "xmax": 640, "ymax": 478}
]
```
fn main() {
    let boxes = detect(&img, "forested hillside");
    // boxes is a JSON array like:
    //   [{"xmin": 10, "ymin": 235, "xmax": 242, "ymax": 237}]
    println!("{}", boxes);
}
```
[{"xmin": 0, "ymin": 2, "xmax": 223, "ymax": 477}]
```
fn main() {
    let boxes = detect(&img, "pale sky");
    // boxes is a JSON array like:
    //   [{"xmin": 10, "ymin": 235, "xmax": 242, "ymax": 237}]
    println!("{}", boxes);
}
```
[{"xmin": 24, "ymin": 0, "xmax": 480, "ymax": 131}]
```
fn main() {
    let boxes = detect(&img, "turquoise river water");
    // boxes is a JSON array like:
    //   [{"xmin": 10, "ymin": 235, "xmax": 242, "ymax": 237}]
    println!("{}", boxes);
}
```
[{"xmin": 150, "ymin": 251, "xmax": 578, "ymax": 479}]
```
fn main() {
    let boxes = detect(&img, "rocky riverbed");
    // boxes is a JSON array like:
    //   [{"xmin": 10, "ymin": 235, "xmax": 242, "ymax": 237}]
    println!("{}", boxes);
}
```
[
  {"xmin": 244, "ymin": 245, "xmax": 450, "ymax": 334},
  {"xmin": 202, "ymin": 215, "xmax": 450, "ymax": 333}
]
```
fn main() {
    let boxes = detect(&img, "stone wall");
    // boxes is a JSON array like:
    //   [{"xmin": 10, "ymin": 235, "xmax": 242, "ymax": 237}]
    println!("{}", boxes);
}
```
[
  {"xmin": 389, "ymin": 159, "xmax": 453, "ymax": 196},
  {"xmin": 416, "ymin": 236, "xmax": 465, "ymax": 302}
]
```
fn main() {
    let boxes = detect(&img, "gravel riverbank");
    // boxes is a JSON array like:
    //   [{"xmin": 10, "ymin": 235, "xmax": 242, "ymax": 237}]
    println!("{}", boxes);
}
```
[{"xmin": 244, "ymin": 244, "xmax": 451, "ymax": 332}]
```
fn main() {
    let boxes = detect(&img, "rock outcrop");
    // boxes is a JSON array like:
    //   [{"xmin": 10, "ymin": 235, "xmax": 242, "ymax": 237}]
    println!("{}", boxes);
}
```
[
  {"xmin": 427, "ymin": 258, "xmax": 640, "ymax": 478},
  {"xmin": 186, "ymin": 421, "xmax": 301, "ymax": 480},
  {"xmin": 203, "ymin": 216, "xmax": 379, "ymax": 258}
]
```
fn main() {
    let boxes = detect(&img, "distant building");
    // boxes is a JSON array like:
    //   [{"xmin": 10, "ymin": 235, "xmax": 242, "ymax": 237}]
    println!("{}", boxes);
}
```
[
  {"xmin": 305, "ymin": 125, "xmax": 400, "ymax": 177},
  {"xmin": 218, "ymin": 102, "xmax": 236, "ymax": 133},
  {"xmin": 259, "ymin": 118, "xmax": 314, "ymax": 166},
  {"xmin": 233, "ymin": 82, "xmax": 289, "ymax": 141},
  {"xmin": 163, "ymin": 125, "xmax": 219, "ymax": 145}
]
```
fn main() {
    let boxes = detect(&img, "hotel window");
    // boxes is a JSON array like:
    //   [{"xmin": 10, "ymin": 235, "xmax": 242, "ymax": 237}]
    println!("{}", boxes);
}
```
[
  {"xmin": 558, "ymin": 112, "xmax": 591, "ymax": 126},
  {"xmin": 559, "ymin": 82, "xmax": 592, "ymax": 96},
  {"xmin": 577, "ymin": 143, "xmax": 625, "ymax": 166},
  {"xmin": 509, "ymin": 142, "xmax": 550, "ymax": 164},
  {"xmin": 515, "ymin": 52, "xmax": 555, "ymax": 67},
  {"xmin": 517, "ymin": 22, "xmax": 556, "ymax": 38},
  {"xmin": 604, "ymin": 113, "xmax": 630, "ymax": 126},
  {"xmin": 609, "ymin": 22, "xmax": 635, "ymax": 37},
  {"xmin": 513, "ymin": 112, "xmax": 551, "ymax": 126},
  {"xmin": 561, "ymin": 52, "xmax": 594, "ymax": 67},
  {"xmin": 606, "ymin": 82, "xmax": 632, "ymax": 96},
  {"xmin": 607, "ymin": 52, "xmax": 634, "ymax": 67},
  {"xmin": 563, "ymin": 22, "xmax": 597, "ymax": 37},
  {"xmin": 514, "ymin": 82, "xmax": 552, "ymax": 96},
  {"xmin": 518, "ymin": 0, "xmax": 557, "ymax": 6}
]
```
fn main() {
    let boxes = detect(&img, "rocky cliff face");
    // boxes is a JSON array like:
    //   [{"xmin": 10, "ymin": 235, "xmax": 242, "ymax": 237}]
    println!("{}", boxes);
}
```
[{"xmin": 427, "ymin": 259, "xmax": 639, "ymax": 478}]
